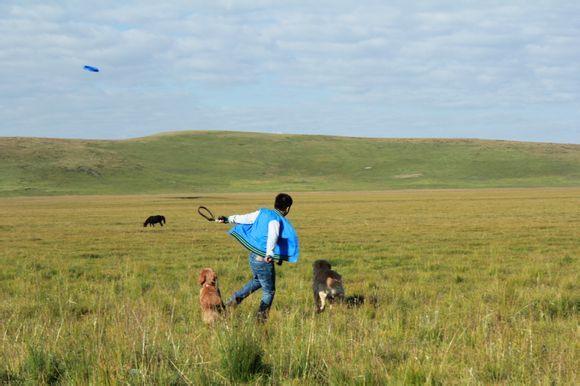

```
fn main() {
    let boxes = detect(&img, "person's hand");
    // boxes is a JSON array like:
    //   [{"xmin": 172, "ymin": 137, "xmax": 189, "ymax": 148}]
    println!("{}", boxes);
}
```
[
  {"xmin": 276, "ymin": 260, "xmax": 283, "ymax": 266},
  {"xmin": 216, "ymin": 216, "xmax": 229, "ymax": 223},
  {"xmin": 265, "ymin": 256, "xmax": 273, "ymax": 263}
]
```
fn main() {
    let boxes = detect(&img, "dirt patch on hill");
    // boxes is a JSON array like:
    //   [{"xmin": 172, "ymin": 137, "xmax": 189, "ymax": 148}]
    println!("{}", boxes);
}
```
[{"xmin": 393, "ymin": 173, "xmax": 423, "ymax": 179}]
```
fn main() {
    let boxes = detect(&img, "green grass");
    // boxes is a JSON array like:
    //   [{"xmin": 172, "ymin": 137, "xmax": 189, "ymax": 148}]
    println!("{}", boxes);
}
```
[
  {"xmin": 1, "ymin": 131, "xmax": 579, "ymax": 196},
  {"xmin": 0, "ymin": 189, "xmax": 578, "ymax": 384}
]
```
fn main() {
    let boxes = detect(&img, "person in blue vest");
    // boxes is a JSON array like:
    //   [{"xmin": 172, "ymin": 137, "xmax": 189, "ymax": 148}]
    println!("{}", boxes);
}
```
[{"xmin": 217, "ymin": 193, "xmax": 299, "ymax": 322}]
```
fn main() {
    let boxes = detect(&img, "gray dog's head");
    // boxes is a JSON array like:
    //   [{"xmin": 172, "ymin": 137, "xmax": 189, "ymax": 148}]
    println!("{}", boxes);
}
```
[{"xmin": 313, "ymin": 259, "xmax": 332, "ymax": 271}]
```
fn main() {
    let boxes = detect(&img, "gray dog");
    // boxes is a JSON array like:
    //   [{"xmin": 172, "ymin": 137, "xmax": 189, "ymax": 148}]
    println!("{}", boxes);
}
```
[{"xmin": 312, "ymin": 259, "xmax": 345, "ymax": 312}]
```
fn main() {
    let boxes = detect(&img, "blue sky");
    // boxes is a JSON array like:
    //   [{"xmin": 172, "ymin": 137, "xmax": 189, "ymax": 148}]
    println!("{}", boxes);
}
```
[{"xmin": 1, "ymin": 0, "xmax": 579, "ymax": 143}]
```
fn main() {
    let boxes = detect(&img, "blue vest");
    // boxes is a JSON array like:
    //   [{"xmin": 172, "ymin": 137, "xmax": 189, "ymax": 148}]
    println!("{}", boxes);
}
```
[{"xmin": 228, "ymin": 208, "xmax": 300, "ymax": 263}]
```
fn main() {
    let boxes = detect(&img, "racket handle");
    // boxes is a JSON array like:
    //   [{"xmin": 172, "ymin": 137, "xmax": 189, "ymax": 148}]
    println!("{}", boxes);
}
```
[{"xmin": 217, "ymin": 216, "xmax": 229, "ymax": 223}]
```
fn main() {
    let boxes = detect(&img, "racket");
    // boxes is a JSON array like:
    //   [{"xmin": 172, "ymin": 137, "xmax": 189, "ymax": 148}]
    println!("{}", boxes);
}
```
[{"xmin": 197, "ymin": 206, "xmax": 216, "ymax": 221}]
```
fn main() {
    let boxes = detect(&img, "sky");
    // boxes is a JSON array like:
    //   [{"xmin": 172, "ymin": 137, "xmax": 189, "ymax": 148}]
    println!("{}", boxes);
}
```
[{"xmin": 1, "ymin": 0, "xmax": 579, "ymax": 143}]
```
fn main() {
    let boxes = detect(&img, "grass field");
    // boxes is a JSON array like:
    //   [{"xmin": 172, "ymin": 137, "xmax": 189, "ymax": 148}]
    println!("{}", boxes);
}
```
[{"xmin": 0, "ymin": 189, "xmax": 578, "ymax": 384}]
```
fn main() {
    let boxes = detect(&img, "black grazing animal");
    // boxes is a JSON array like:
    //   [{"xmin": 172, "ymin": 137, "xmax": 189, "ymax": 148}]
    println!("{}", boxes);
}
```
[{"xmin": 143, "ymin": 215, "xmax": 166, "ymax": 227}]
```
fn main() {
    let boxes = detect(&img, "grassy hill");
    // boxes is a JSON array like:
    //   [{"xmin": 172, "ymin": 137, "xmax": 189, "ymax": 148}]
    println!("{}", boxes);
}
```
[{"xmin": 0, "ymin": 131, "xmax": 579, "ymax": 196}]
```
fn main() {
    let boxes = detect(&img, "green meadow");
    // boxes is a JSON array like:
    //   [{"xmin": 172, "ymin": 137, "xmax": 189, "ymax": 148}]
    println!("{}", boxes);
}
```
[
  {"xmin": 1, "ymin": 131, "xmax": 579, "ymax": 196},
  {"xmin": 1, "ymin": 189, "xmax": 578, "ymax": 384}
]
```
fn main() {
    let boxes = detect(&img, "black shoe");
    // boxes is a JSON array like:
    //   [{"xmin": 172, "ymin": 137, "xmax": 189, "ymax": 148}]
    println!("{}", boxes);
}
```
[
  {"xmin": 256, "ymin": 310, "xmax": 268, "ymax": 323},
  {"xmin": 256, "ymin": 301, "xmax": 270, "ymax": 323}
]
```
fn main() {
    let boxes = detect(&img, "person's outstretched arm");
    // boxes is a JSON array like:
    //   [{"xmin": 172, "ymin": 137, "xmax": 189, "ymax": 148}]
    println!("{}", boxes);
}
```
[{"xmin": 217, "ymin": 210, "xmax": 260, "ymax": 224}]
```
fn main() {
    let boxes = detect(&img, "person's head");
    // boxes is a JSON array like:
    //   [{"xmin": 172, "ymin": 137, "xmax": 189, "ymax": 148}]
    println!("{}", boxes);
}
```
[{"xmin": 274, "ymin": 193, "xmax": 293, "ymax": 216}]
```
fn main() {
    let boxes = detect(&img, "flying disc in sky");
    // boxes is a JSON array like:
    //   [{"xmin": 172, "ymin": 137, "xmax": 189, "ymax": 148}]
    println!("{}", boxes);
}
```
[{"xmin": 83, "ymin": 65, "xmax": 99, "ymax": 72}]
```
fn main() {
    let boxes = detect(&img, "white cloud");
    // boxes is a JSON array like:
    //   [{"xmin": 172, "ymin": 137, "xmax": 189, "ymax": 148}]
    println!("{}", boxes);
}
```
[{"xmin": 0, "ymin": 0, "xmax": 578, "ymax": 142}]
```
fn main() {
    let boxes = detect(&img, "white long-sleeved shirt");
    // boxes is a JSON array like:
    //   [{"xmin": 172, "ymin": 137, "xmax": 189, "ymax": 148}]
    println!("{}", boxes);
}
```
[{"xmin": 228, "ymin": 211, "xmax": 280, "ymax": 257}]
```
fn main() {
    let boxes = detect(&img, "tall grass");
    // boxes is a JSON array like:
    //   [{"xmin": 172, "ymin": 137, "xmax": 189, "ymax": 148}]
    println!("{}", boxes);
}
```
[{"xmin": 0, "ymin": 189, "xmax": 578, "ymax": 384}]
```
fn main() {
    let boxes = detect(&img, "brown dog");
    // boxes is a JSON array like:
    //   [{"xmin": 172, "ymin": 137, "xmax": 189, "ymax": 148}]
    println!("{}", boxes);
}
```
[
  {"xmin": 198, "ymin": 268, "xmax": 225, "ymax": 324},
  {"xmin": 312, "ymin": 260, "xmax": 345, "ymax": 312}
]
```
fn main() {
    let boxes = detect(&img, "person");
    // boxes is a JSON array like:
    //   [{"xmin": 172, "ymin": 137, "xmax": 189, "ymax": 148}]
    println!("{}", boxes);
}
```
[{"xmin": 217, "ymin": 193, "xmax": 299, "ymax": 322}]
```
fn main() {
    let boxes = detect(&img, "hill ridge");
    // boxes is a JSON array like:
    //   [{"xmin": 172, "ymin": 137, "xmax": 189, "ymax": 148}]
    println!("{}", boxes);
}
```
[{"xmin": 1, "ymin": 131, "xmax": 578, "ymax": 196}]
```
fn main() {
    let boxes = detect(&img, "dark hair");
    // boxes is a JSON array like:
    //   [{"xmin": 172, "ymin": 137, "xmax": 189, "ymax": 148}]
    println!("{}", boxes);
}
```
[{"xmin": 274, "ymin": 193, "xmax": 293, "ymax": 210}]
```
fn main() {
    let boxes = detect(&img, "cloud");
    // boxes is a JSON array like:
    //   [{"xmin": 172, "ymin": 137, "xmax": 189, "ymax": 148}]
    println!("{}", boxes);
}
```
[{"xmin": 0, "ymin": 1, "xmax": 579, "ymax": 142}]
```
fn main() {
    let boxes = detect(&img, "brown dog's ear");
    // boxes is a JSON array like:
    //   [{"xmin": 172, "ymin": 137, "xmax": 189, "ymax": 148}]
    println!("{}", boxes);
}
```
[
  {"xmin": 198, "ymin": 269, "xmax": 209, "ymax": 286},
  {"xmin": 208, "ymin": 271, "xmax": 217, "ymax": 286}
]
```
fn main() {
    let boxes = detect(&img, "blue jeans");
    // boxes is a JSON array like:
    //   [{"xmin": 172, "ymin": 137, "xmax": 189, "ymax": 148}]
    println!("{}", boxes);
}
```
[{"xmin": 233, "ymin": 253, "xmax": 276, "ymax": 311}]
